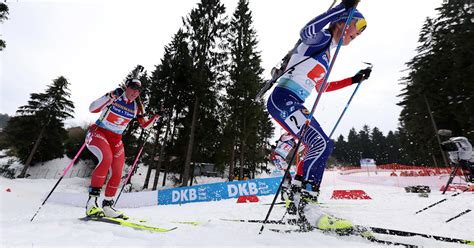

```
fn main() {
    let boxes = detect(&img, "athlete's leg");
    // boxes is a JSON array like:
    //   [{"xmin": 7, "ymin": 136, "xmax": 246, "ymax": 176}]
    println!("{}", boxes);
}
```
[
  {"xmin": 267, "ymin": 87, "xmax": 306, "ymax": 141},
  {"xmin": 267, "ymin": 87, "xmax": 312, "ymax": 225},
  {"xmin": 86, "ymin": 128, "xmax": 113, "ymax": 189},
  {"xmin": 104, "ymin": 138, "xmax": 125, "ymax": 197},
  {"xmin": 301, "ymin": 117, "xmax": 334, "ymax": 189},
  {"xmin": 100, "ymin": 138, "xmax": 127, "ymax": 218},
  {"xmin": 85, "ymin": 127, "xmax": 113, "ymax": 217}
]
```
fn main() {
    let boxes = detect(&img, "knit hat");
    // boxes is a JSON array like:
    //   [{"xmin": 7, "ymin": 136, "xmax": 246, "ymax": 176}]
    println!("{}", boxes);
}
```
[{"xmin": 331, "ymin": 9, "xmax": 367, "ymax": 32}]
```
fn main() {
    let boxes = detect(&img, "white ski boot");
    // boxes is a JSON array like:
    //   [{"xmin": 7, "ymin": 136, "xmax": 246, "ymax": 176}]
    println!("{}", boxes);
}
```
[
  {"xmin": 102, "ymin": 197, "xmax": 128, "ymax": 219},
  {"xmin": 86, "ymin": 187, "xmax": 104, "ymax": 217}
]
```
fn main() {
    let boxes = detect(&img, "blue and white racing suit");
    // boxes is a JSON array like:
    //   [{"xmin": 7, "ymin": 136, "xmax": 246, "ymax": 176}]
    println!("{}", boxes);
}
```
[{"xmin": 267, "ymin": 3, "xmax": 355, "ymax": 187}]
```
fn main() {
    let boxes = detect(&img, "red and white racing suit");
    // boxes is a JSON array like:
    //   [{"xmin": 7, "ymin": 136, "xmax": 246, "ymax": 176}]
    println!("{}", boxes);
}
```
[{"xmin": 86, "ymin": 90, "xmax": 158, "ymax": 197}]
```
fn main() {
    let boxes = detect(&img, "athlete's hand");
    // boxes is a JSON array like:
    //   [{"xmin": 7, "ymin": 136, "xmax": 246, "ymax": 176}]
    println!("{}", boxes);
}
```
[
  {"xmin": 352, "ymin": 68, "xmax": 372, "ymax": 84},
  {"xmin": 107, "ymin": 88, "xmax": 124, "ymax": 100},
  {"xmin": 342, "ymin": 0, "xmax": 360, "ymax": 10}
]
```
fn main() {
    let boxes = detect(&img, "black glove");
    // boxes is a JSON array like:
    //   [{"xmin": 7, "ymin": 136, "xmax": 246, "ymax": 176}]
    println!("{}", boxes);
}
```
[
  {"xmin": 107, "ymin": 87, "xmax": 124, "ymax": 100},
  {"xmin": 352, "ymin": 68, "xmax": 372, "ymax": 84},
  {"xmin": 114, "ymin": 87, "xmax": 124, "ymax": 96},
  {"xmin": 342, "ymin": 0, "xmax": 359, "ymax": 10}
]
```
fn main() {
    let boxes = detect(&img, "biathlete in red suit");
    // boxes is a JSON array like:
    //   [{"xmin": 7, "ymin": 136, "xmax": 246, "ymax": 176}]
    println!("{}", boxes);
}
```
[{"xmin": 85, "ymin": 78, "xmax": 160, "ymax": 219}]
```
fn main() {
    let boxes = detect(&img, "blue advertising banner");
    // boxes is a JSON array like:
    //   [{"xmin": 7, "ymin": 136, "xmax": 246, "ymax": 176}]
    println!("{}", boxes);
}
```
[{"xmin": 157, "ymin": 177, "xmax": 282, "ymax": 205}]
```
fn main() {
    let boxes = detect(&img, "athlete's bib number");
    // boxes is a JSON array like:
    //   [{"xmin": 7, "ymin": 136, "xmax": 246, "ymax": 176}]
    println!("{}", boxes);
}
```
[{"xmin": 284, "ymin": 110, "xmax": 307, "ymax": 133}]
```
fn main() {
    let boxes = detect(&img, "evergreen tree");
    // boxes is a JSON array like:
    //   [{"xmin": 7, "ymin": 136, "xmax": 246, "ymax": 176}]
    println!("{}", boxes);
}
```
[
  {"xmin": 398, "ymin": 0, "xmax": 474, "ymax": 166},
  {"xmin": 4, "ymin": 76, "xmax": 74, "ymax": 177},
  {"xmin": 0, "ymin": 113, "xmax": 10, "ymax": 149},
  {"xmin": 346, "ymin": 128, "xmax": 360, "ymax": 165},
  {"xmin": 370, "ymin": 127, "xmax": 386, "ymax": 164},
  {"xmin": 332, "ymin": 134, "xmax": 349, "ymax": 166},
  {"xmin": 0, "ymin": 3, "xmax": 9, "ymax": 51},
  {"xmin": 330, "ymin": 126, "xmax": 403, "ymax": 166},
  {"xmin": 144, "ymin": 29, "xmax": 194, "ymax": 190},
  {"xmin": 254, "ymin": 108, "xmax": 274, "ymax": 173},
  {"xmin": 384, "ymin": 130, "xmax": 401, "ymax": 164},
  {"xmin": 221, "ymin": 0, "xmax": 273, "ymax": 180},
  {"xmin": 358, "ymin": 125, "xmax": 372, "ymax": 160},
  {"xmin": 180, "ymin": 0, "xmax": 228, "ymax": 186},
  {"xmin": 0, "ymin": 113, "xmax": 9, "ymax": 128}
]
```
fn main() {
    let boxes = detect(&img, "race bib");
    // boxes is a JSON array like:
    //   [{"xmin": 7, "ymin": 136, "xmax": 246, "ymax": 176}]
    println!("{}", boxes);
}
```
[{"xmin": 284, "ymin": 110, "xmax": 307, "ymax": 134}]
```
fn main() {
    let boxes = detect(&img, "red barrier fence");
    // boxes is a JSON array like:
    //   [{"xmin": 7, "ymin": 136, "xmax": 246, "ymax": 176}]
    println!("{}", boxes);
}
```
[{"xmin": 335, "ymin": 164, "xmax": 467, "ymax": 177}]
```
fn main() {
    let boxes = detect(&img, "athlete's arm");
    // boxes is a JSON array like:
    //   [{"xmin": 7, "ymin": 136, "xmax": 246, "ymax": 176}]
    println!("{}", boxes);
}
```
[
  {"xmin": 300, "ymin": 3, "xmax": 347, "ymax": 45},
  {"xmin": 316, "ymin": 77, "xmax": 352, "ymax": 93},
  {"xmin": 136, "ymin": 106, "xmax": 160, "ymax": 129},
  {"xmin": 89, "ymin": 95, "xmax": 112, "ymax": 113},
  {"xmin": 89, "ymin": 88, "xmax": 124, "ymax": 113}
]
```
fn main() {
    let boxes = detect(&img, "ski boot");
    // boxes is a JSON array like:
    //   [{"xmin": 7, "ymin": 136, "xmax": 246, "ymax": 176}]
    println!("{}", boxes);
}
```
[
  {"xmin": 86, "ymin": 187, "xmax": 105, "ymax": 217},
  {"xmin": 292, "ymin": 181, "xmax": 320, "ymax": 232},
  {"xmin": 283, "ymin": 181, "xmax": 300, "ymax": 226},
  {"xmin": 293, "ymin": 194, "xmax": 313, "ymax": 231},
  {"xmin": 300, "ymin": 184, "xmax": 320, "ymax": 204},
  {"xmin": 316, "ymin": 215, "xmax": 355, "ymax": 235},
  {"xmin": 282, "ymin": 177, "xmax": 312, "ymax": 231},
  {"xmin": 102, "ymin": 197, "xmax": 128, "ymax": 219}
]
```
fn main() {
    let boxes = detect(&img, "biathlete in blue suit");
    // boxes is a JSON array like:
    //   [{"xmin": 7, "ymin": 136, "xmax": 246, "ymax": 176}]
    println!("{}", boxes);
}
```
[{"xmin": 267, "ymin": 0, "xmax": 372, "ymax": 230}]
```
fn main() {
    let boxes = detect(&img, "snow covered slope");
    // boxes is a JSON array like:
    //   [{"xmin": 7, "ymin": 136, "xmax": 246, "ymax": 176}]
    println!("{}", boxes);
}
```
[{"xmin": 1, "ymin": 170, "xmax": 473, "ymax": 247}]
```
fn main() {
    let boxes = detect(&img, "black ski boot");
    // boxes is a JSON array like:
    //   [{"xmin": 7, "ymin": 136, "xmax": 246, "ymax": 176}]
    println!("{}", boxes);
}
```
[{"xmin": 300, "ymin": 183, "xmax": 320, "ymax": 203}]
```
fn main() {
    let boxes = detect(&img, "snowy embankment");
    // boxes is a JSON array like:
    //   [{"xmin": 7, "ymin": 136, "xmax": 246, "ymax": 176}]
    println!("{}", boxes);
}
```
[{"xmin": 1, "ymin": 167, "xmax": 473, "ymax": 247}]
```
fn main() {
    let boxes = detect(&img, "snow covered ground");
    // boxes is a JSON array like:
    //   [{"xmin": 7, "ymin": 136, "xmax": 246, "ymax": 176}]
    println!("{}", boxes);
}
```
[{"xmin": 0, "ymin": 155, "xmax": 473, "ymax": 247}]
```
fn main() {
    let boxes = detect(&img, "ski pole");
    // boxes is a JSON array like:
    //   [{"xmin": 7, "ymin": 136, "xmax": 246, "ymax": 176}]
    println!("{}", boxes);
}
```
[
  {"xmin": 445, "ymin": 209, "xmax": 471, "ymax": 223},
  {"xmin": 329, "ymin": 62, "xmax": 373, "ymax": 138},
  {"xmin": 259, "ymin": 7, "xmax": 358, "ymax": 235},
  {"xmin": 415, "ymin": 187, "xmax": 470, "ymax": 214},
  {"xmin": 114, "ymin": 130, "xmax": 151, "ymax": 206},
  {"xmin": 30, "ymin": 141, "xmax": 88, "ymax": 222}
]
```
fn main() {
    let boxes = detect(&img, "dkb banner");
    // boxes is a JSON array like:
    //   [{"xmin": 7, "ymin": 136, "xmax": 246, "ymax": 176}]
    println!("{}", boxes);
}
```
[{"xmin": 157, "ymin": 177, "xmax": 282, "ymax": 205}]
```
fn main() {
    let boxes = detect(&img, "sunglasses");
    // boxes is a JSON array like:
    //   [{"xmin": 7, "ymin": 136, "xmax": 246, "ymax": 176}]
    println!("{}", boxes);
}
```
[{"xmin": 356, "ymin": 18, "xmax": 367, "ymax": 32}]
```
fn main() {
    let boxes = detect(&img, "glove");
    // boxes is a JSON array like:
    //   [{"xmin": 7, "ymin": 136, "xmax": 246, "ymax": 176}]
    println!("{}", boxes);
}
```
[
  {"xmin": 352, "ymin": 68, "xmax": 372, "ymax": 84},
  {"xmin": 107, "ymin": 87, "xmax": 124, "ymax": 100},
  {"xmin": 342, "ymin": 0, "xmax": 360, "ymax": 10}
]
